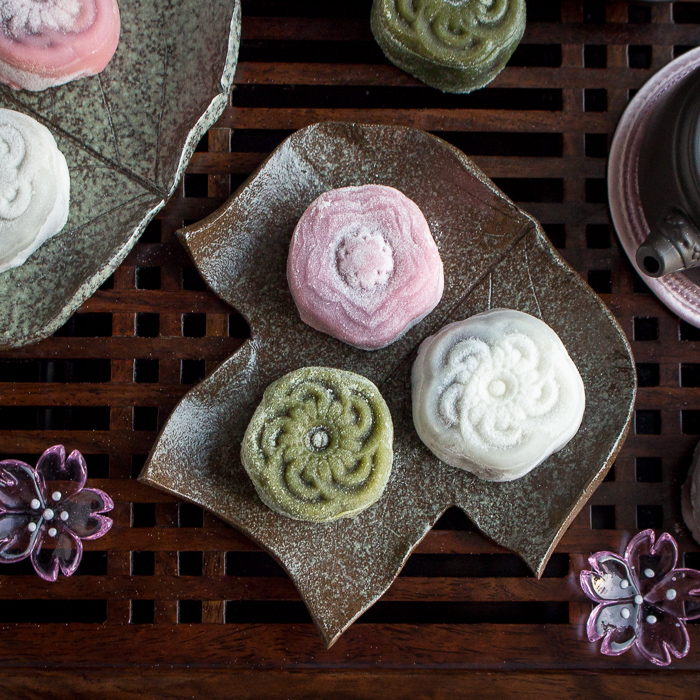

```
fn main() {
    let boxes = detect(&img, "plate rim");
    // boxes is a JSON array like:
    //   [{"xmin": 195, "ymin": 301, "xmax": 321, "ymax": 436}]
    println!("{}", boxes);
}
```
[
  {"xmin": 608, "ymin": 45, "xmax": 700, "ymax": 328},
  {"xmin": 0, "ymin": 0, "xmax": 242, "ymax": 349}
]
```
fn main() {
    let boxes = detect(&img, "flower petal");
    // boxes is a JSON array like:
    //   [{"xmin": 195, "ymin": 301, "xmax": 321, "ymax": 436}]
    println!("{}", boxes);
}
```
[
  {"xmin": 35, "ymin": 446, "xmax": 86, "ymax": 502},
  {"xmin": 56, "ymin": 528, "xmax": 83, "ymax": 577},
  {"xmin": 626, "ymin": 530, "xmax": 678, "ymax": 596},
  {"xmin": 587, "ymin": 602, "xmax": 638, "ymax": 655},
  {"xmin": 0, "ymin": 512, "xmax": 39, "ymax": 561},
  {"xmin": 647, "ymin": 569, "xmax": 700, "ymax": 620},
  {"xmin": 33, "ymin": 445, "xmax": 64, "ymax": 496},
  {"xmin": 31, "ymin": 523, "xmax": 85, "ymax": 580},
  {"xmin": 636, "ymin": 612, "xmax": 689, "ymax": 666},
  {"xmin": 581, "ymin": 552, "xmax": 637, "ymax": 602},
  {"xmin": 62, "ymin": 488, "xmax": 113, "ymax": 540},
  {"xmin": 0, "ymin": 461, "xmax": 42, "ymax": 512},
  {"xmin": 30, "ymin": 529, "xmax": 59, "ymax": 582}
]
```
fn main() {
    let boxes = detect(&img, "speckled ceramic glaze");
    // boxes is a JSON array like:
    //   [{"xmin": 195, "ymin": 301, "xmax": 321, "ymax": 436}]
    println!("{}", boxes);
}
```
[
  {"xmin": 0, "ymin": 0, "xmax": 241, "ymax": 348},
  {"xmin": 140, "ymin": 122, "xmax": 636, "ymax": 648}
]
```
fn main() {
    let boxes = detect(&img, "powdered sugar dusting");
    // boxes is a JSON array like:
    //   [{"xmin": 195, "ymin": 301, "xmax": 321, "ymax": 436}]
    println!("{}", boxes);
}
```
[
  {"xmin": 0, "ymin": 0, "xmax": 119, "ymax": 91},
  {"xmin": 0, "ymin": 108, "xmax": 70, "ymax": 274},
  {"xmin": 412, "ymin": 308, "xmax": 586, "ymax": 482},
  {"xmin": 288, "ymin": 184, "xmax": 444, "ymax": 350},
  {"xmin": 240, "ymin": 366, "xmax": 393, "ymax": 522},
  {"xmin": 1, "ymin": 0, "xmax": 82, "ymax": 37},
  {"xmin": 0, "ymin": 120, "xmax": 30, "ymax": 220},
  {"xmin": 336, "ymin": 226, "xmax": 394, "ymax": 292}
]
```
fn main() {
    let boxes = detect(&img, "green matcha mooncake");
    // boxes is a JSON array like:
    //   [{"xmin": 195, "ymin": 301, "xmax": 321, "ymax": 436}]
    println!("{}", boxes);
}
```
[
  {"xmin": 371, "ymin": 0, "xmax": 526, "ymax": 94},
  {"xmin": 241, "ymin": 367, "xmax": 394, "ymax": 522}
]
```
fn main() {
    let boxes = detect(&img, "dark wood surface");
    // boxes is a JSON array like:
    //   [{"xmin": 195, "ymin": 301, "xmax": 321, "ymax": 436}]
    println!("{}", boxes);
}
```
[{"xmin": 1, "ymin": 0, "xmax": 700, "ymax": 696}]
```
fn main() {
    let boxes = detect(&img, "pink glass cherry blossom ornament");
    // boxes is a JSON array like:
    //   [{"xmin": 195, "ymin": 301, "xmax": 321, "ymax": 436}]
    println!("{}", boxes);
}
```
[
  {"xmin": 0, "ymin": 445, "xmax": 113, "ymax": 581},
  {"xmin": 581, "ymin": 529, "xmax": 700, "ymax": 666}
]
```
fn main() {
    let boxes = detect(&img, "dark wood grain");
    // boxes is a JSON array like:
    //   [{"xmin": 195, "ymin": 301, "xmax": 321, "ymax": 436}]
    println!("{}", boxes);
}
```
[
  {"xmin": 0, "ymin": 670, "xmax": 695, "ymax": 700},
  {"xmin": 233, "ymin": 63, "xmax": 657, "ymax": 89},
  {"xmin": 0, "ymin": 622, "xmax": 700, "ymax": 670},
  {"xmin": 0, "ymin": 0, "xmax": 699, "ymax": 693}
]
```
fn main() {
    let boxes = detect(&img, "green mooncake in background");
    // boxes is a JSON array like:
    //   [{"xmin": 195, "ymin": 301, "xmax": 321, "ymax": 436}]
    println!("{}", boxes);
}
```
[
  {"xmin": 241, "ymin": 367, "xmax": 394, "ymax": 523},
  {"xmin": 371, "ymin": 0, "xmax": 526, "ymax": 94}
]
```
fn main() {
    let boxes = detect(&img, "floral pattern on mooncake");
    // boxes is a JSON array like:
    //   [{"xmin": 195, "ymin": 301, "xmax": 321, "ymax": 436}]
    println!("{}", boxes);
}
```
[
  {"xmin": 412, "ymin": 308, "xmax": 586, "ymax": 482},
  {"xmin": 0, "ymin": 0, "xmax": 121, "ymax": 91},
  {"xmin": 0, "ymin": 108, "xmax": 70, "ymax": 274},
  {"xmin": 436, "ymin": 331, "xmax": 560, "ymax": 451},
  {"xmin": 371, "ymin": 0, "xmax": 526, "ymax": 93},
  {"xmin": 287, "ymin": 184, "xmax": 444, "ymax": 350},
  {"xmin": 241, "ymin": 367, "xmax": 393, "ymax": 522},
  {"xmin": 1, "ymin": 0, "xmax": 83, "ymax": 36}
]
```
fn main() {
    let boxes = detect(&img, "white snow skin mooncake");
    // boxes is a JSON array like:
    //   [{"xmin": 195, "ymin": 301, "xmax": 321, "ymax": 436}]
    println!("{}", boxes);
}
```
[
  {"xmin": 0, "ymin": 108, "xmax": 70, "ymax": 274},
  {"xmin": 412, "ymin": 308, "xmax": 586, "ymax": 482}
]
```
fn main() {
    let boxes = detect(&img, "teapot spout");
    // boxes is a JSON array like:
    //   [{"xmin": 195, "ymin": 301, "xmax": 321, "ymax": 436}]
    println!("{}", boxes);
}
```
[{"xmin": 636, "ymin": 208, "xmax": 700, "ymax": 277}]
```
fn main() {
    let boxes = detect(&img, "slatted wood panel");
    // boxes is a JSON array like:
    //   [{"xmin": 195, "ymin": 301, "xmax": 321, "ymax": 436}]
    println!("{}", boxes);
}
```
[{"xmin": 1, "ymin": 0, "xmax": 700, "ymax": 694}]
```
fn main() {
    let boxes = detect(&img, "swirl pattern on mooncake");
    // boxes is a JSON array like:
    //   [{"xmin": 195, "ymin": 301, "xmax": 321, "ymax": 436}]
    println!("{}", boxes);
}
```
[
  {"xmin": 412, "ymin": 309, "xmax": 586, "ymax": 482},
  {"xmin": 241, "ymin": 367, "xmax": 393, "ymax": 522},
  {"xmin": 288, "ymin": 185, "xmax": 444, "ymax": 350},
  {"xmin": 371, "ymin": 0, "xmax": 526, "ymax": 93},
  {"xmin": 2, "ymin": 0, "xmax": 82, "ymax": 34},
  {"xmin": 0, "ymin": 0, "xmax": 121, "ymax": 91},
  {"xmin": 0, "ymin": 108, "xmax": 70, "ymax": 274}
]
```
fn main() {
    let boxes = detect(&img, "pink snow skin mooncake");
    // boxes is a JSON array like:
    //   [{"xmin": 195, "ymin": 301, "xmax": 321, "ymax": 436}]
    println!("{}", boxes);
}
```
[
  {"xmin": 0, "ymin": 0, "xmax": 121, "ymax": 91},
  {"xmin": 288, "ymin": 184, "xmax": 444, "ymax": 350}
]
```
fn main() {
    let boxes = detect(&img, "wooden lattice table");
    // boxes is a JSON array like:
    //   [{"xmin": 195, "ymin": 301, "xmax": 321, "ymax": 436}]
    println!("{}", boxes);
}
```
[{"xmin": 1, "ymin": 1, "xmax": 700, "ymax": 696}]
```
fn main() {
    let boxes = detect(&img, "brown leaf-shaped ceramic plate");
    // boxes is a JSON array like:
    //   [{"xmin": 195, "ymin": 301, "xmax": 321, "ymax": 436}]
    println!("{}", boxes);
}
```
[
  {"xmin": 139, "ymin": 122, "xmax": 636, "ymax": 647},
  {"xmin": 0, "ymin": 0, "xmax": 241, "ymax": 349}
]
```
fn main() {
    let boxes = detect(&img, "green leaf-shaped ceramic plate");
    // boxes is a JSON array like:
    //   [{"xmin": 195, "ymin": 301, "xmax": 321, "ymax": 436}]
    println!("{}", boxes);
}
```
[
  {"xmin": 140, "ymin": 122, "xmax": 637, "ymax": 647},
  {"xmin": 0, "ymin": 0, "xmax": 241, "ymax": 348}
]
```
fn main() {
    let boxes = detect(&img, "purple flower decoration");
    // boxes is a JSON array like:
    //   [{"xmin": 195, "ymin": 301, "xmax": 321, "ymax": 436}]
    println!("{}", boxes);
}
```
[
  {"xmin": 581, "ymin": 529, "xmax": 700, "ymax": 666},
  {"xmin": 0, "ymin": 446, "xmax": 113, "ymax": 581}
]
